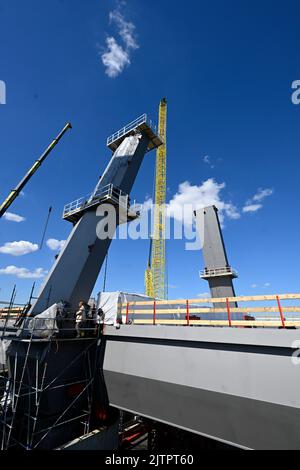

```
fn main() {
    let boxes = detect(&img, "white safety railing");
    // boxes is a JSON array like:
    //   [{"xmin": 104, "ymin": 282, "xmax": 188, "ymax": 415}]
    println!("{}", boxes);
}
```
[
  {"xmin": 63, "ymin": 184, "xmax": 141, "ymax": 219},
  {"xmin": 200, "ymin": 267, "xmax": 238, "ymax": 278},
  {"xmin": 63, "ymin": 196, "xmax": 87, "ymax": 216},
  {"xmin": 107, "ymin": 114, "xmax": 157, "ymax": 147}
]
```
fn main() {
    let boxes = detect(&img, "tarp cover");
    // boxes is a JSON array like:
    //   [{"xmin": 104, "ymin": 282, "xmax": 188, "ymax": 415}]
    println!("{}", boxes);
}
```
[
  {"xmin": 0, "ymin": 340, "xmax": 10, "ymax": 365},
  {"xmin": 97, "ymin": 292, "xmax": 153, "ymax": 325},
  {"xmin": 27, "ymin": 304, "xmax": 59, "ymax": 338}
]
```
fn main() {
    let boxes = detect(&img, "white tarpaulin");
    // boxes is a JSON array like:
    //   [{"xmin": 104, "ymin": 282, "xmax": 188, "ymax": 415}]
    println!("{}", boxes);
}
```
[
  {"xmin": 27, "ymin": 304, "xmax": 59, "ymax": 338},
  {"xmin": 0, "ymin": 340, "xmax": 10, "ymax": 366},
  {"xmin": 97, "ymin": 292, "xmax": 154, "ymax": 325}
]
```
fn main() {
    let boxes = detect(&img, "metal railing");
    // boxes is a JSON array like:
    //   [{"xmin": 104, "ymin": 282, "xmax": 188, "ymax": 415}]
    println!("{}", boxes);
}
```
[
  {"xmin": 0, "ymin": 308, "xmax": 101, "ymax": 339},
  {"xmin": 63, "ymin": 184, "xmax": 138, "ymax": 219},
  {"xmin": 200, "ymin": 266, "xmax": 238, "ymax": 278},
  {"xmin": 107, "ymin": 114, "xmax": 157, "ymax": 148}
]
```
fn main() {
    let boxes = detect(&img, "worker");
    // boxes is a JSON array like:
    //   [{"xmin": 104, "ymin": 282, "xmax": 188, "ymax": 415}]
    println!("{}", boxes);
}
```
[
  {"xmin": 88, "ymin": 303, "xmax": 98, "ymax": 336},
  {"xmin": 75, "ymin": 300, "xmax": 91, "ymax": 338},
  {"xmin": 95, "ymin": 307, "xmax": 105, "ymax": 336}
]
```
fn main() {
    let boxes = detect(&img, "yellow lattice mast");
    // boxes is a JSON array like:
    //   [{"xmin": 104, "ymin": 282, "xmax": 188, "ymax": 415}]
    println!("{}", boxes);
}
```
[
  {"xmin": 145, "ymin": 98, "xmax": 167, "ymax": 299},
  {"xmin": 145, "ymin": 237, "xmax": 154, "ymax": 298}
]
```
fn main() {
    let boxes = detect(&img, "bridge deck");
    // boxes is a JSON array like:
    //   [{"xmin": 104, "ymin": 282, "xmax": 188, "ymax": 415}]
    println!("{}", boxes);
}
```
[{"xmin": 103, "ymin": 325, "xmax": 300, "ymax": 450}]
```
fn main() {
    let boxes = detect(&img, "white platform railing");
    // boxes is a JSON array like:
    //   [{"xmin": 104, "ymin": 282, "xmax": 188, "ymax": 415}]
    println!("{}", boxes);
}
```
[{"xmin": 107, "ymin": 114, "xmax": 157, "ymax": 148}]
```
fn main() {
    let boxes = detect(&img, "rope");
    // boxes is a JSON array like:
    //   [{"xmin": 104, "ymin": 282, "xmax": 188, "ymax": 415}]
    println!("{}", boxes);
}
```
[
  {"xmin": 40, "ymin": 206, "xmax": 52, "ymax": 250},
  {"xmin": 103, "ymin": 254, "xmax": 109, "ymax": 292}
]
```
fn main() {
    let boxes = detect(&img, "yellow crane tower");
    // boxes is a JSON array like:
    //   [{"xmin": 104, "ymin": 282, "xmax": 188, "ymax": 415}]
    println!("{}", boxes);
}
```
[{"xmin": 145, "ymin": 98, "xmax": 167, "ymax": 299}]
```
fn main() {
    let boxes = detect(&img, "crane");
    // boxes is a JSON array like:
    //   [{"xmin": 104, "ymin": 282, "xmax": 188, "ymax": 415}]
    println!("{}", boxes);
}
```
[
  {"xmin": 145, "ymin": 98, "xmax": 167, "ymax": 299},
  {"xmin": 145, "ymin": 237, "xmax": 154, "ymax": 298},
  {"xmin": 0, "ymin": 123, "xmax": 72, "ymax": 219}
]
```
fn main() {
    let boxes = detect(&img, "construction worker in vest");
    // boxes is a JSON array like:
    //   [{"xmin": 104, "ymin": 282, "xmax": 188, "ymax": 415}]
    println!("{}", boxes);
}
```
[{"xmin": 75, "ymin": 300, "xmax": 90, "ymax": 337}]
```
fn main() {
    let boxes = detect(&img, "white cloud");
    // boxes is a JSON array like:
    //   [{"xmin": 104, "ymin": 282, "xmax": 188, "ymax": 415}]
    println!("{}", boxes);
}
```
[
  {"xmin": 101, "ymin": 9, "xmax": 139, "ymax": 78},
  {"xmin": 197, "ymin": 292, "xmax": 210, "ymax": 298},
  {"xmin": 243, "ymin": 204, "xmax": 263, "ymax": 213},
  {"xmin": 142, "ymin": 197, "xmax": 153, "ymax": 212},
  {"xmin": 3, "ymin": 212, "xmax": 25, "ymax": 223},
  {"xmin": 0, "ymin": 241, "xmax": 38, "ymax": 256},
  {"xmin": 243, "ymin": 188, "xmax": 273, "ymax": 214},
  {"xmin": 143, "ymin": 179, "xmax": 274, "ymax": 234},
  {"xmin": 101, "ymin": 37, "xmax": 130, "ymax": 78},
  {"xmin": 251, "ymin": 282, "xmax": 271, "ymax": 289},
  {"xmin": 167, "ymin": 179, "xmax": 240, "ymax": 226},
  {"xmin": 46, "ymin": 239, "xmax": 66, "ymax": 252},
  {"xmin": 141, "ymin": 179, "xmax": 240, "ymax": 232},
  {"xmin": 253, "ymin": 188, "xmax": 274, "ymax": 202},
  {"xmin": 0, "ymin": 266, "xmax": 47, "ymax": 279},
  {"xmin": 203, "ymin": 155, "xmax": 214, "ymax": 169},
  {"xmin": 109, "ymin": 10, "xmax": 139, "ymax": 50}
]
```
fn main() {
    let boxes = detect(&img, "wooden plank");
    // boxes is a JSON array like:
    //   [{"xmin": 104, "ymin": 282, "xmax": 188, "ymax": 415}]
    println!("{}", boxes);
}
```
[
  {"xmin": 122, "ymin": 308, "xmax": 210, "ymax": 314},
  {"xmin": 121, "ymin": 306, "xmax": 300, "ymax": 315},
  {"xmin": 121, "ymin": 308, "xmax": 201, "ymax": 314},
  {"xmin": 205, "ymin": 294, "xmax": 300, "ymax": 303},
  {"xmin": 0, "ymin": 315, "xmax": 19, "ymax": 319},
  {"xmin": 132, "ymin": 320, "xmax": 300, "ymax": 327},
  {"xmin": 123, "ymin": 293, "xmax": 300, "ymax": 307},
  {"xmin": 131, "ymin": 320, "xmax": 245, "ymax": 326}
]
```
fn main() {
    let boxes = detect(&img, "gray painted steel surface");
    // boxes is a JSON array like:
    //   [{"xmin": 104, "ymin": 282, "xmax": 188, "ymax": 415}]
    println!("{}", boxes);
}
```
[
  {"xmin": 102, "ymin": 325, "xmax": 300, "ymax": 449},
  {"xmin": 196, "ymin": 206, "xmax": 237, "ymax": 306},
  {"xmin": 31, "ymin": 134, "xmax": 150, "ymax": 314}
]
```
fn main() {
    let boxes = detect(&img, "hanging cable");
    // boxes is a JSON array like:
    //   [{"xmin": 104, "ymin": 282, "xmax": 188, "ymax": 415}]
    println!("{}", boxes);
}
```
[
  {"xmin": 103, "ymin": 254, "xmax": 109, "ymax": 292},
  {"xmin": 40, "ymin": 206, "xmax": 52, "ymax": 250}
]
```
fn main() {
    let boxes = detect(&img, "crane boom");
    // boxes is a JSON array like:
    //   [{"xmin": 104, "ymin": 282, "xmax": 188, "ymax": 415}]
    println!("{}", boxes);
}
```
[
  {"xmin": 0, "ymin": 122, "xmax": 72, "ymax": 218},
  {"xmin": 145, "ymin": 98, "xmax": 167, "ymax": 299}
]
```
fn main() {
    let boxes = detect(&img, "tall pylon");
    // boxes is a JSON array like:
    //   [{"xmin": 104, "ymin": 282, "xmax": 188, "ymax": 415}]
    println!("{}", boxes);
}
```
[{"xmin": 145, "ymin": 98, "xmax": 167, "ymax": 299}]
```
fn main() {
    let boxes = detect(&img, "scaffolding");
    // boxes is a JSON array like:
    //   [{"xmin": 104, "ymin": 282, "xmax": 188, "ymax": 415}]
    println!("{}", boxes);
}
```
[{"xmin": 0, "ymin": 295, "xmax": 108, "ymax": 450}]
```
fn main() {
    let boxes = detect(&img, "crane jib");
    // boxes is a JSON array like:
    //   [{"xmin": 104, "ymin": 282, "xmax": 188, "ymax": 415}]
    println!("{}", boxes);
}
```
[{"xmin": 0, "ymin": 122, "xmax": 72, "ymax": 219}]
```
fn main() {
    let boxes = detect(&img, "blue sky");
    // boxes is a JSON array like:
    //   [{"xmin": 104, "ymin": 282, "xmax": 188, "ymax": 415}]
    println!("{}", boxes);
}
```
[{"xmin": 0, "ymin": 0, "xmax": 300, "ymax": 304}]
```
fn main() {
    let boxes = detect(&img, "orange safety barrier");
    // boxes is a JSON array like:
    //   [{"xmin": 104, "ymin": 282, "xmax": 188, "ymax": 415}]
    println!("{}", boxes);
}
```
[
  {"xmin": 186, "ymin": 300, "xmax": 190, "ymax": 326},
  {"xmin": 226, "ymin": 298, "xmax": 232, "ymax": 328},
  {"xmin": 276, "ymin": 296, "xmax": 286, "ymax": 328},
  {"xmin": 120, "ymin": 293, "xmax": 300, "ymax": 329}
]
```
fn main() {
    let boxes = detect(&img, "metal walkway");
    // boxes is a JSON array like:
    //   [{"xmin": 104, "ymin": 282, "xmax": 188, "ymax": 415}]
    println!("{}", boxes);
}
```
[
  {"xmin": 102, "ymin": 324, "xmax": 300, "ymax": 450},
  {"xmin": 106, "ymin": 114, "xmax": 163, "ymax": 152}
]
